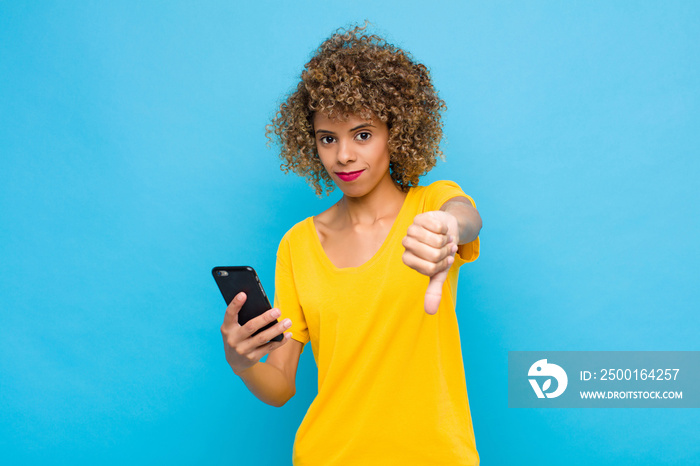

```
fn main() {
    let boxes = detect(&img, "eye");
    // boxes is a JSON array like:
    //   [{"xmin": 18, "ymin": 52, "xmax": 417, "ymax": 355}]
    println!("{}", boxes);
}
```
[
  {"xmin": 319, "ymin": 136, "xmax": 335, "ymax": 145},
  {"xmin": 355, "ymin": 132, "xmax": 372, "ymax": 141}
]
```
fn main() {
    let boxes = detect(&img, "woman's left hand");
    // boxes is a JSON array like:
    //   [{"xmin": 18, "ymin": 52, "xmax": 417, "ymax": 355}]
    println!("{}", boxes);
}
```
[{"xmin": 401, "ymin": 211, "xmax": 460, "ymax": 315}]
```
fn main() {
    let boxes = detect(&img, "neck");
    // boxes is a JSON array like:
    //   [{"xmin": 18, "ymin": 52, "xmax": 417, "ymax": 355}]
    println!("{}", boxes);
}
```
[{"xmin": 337, "ymin": 174, "xmax": 407, "ymax": 225}]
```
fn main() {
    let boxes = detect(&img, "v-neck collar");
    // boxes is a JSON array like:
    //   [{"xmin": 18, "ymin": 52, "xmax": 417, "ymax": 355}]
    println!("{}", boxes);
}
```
[{"xmin": 308, "ymin": 187, "xmax": 414, "ymax": 273}]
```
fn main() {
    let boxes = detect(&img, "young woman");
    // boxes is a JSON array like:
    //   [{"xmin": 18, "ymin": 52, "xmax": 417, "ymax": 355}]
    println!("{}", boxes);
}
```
[{"xmin": 220, "ymin": 25, "xmax": 482, "ymax": 465}]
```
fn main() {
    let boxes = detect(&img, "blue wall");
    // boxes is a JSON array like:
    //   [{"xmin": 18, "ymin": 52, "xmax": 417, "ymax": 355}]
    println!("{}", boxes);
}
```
[{"xmin": 1, "ymin": 1, "xmax": 698, "ymax": 464}]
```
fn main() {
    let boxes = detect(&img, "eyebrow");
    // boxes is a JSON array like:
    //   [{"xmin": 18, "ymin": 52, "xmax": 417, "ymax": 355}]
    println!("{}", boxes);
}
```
[{"xmin": 315, "ymin": 123, "xmax": 375, "ymax": 135}]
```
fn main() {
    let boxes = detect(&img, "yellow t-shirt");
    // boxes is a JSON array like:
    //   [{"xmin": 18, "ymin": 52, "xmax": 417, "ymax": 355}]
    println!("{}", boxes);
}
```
[{"xmin": 274, "ymin": 180, "xmax": 480, "ymax": 466}]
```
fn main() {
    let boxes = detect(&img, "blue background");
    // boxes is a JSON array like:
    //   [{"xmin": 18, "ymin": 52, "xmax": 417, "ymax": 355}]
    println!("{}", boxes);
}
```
[{"xmin": 1, "ymin": 1, "xmax": 698, "ymax": 464}]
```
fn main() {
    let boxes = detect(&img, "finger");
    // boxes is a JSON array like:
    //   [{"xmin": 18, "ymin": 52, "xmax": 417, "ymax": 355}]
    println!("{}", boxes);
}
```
[
  {"xmin": 240, "ymin": 307, "xmax": 282, "ymax": 337},
  {"xmin": 248, "ymin": 332, "xmax": 292, "ymax": 361},
  {"xmin": 402, "ymin": 235, "xmax": 455, "ymax": 264},
  {"xmin": 402, "ymin": 250, "xmax": 455, "ymax": 277},
  {"xmin": 240, "ymin": 317, "xmax": 293, "ymax": 353},
  {"xmin": 413, "ymin": 212, "xmax": 449, "ymax": 235},
  {"xmin": 222, "ymin": 292, "xmax": 246, "ymax": 327},
  {"xmin": 424, "ymin": 270, "xmax": 447, "ymax": 315},
  {"xmin": 405, "ymin": 225, "xmax": 450, "ymax": 249}
]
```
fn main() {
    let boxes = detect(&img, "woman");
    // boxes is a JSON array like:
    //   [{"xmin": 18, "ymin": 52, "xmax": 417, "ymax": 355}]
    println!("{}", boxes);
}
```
[{"xmin": 221, "ymin": 25, "xmax": 482, "ymax": 465}]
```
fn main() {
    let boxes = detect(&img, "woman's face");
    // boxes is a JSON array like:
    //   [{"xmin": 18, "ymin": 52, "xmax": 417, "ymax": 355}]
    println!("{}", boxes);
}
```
[{"xmin": 313, "ymin": 111, "xmax": 393, "ymax": 198}]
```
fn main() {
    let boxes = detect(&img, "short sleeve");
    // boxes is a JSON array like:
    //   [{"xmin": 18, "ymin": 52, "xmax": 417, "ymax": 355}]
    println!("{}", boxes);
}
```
[
  {"xmin": 273, "ymin": 233, "xmax": 310, "ymax": 349},
  {"xmin": 423, "ymin": 180, "xmax": 480, "ymax": 264}
]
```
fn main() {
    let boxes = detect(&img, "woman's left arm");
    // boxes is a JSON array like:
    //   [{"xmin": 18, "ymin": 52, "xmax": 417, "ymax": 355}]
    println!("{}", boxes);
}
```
[{"xmin": 440, "ymin": 197, "xmax": 482, "ymax": 245}]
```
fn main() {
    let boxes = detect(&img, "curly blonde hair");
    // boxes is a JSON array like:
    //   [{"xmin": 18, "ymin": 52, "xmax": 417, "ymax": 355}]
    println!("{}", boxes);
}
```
[{"xmin": 267, "ymin": 24, "xmax": 446, "ymax": 196}]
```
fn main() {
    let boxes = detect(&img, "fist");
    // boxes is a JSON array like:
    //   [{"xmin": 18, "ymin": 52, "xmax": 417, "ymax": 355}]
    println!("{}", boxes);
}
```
[{"xmin": 401, "ymin": 211, "xmax": 459, "ymax": 314}]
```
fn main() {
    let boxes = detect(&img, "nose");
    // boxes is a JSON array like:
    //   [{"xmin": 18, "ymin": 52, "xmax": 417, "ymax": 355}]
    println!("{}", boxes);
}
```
[{"xmin": 336, "ymin": 139, "xmax": 356, "ymax": 165}]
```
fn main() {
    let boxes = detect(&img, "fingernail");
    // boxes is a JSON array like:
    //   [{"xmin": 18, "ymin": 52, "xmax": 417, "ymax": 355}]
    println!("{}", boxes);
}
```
[
  {"xmin": 285, "ymin": 332, "xmax": 292, "ymax": 339},
  {"xmin": 236, "ymin": 292, "xmax": 245, "ymax": 302},
  {"xmin": 271, "ymin": 309, "xmax": 281, "ymax": 318},
  {"xmin": 452, "ymin": 244, "xmax": 458, "ymax": 253},
  {"xmin": 283, "ymin": 319, "xmax": 292, "ymax": 327}
]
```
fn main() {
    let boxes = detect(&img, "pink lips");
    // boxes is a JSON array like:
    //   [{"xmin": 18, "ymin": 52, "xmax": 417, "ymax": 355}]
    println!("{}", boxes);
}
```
[{"xmin": 335, "ymin": 170, "xmax": 364, "ymax": 182}]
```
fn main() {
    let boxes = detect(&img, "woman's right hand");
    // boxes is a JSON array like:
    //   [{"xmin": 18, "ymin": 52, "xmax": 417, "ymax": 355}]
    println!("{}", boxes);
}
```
[{"xmin": 220, "ymin": 292, "xmax": 292, "ymax": 376}]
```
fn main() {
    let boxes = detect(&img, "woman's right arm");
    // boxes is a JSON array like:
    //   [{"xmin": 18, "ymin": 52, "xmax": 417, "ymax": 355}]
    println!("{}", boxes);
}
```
[{"xmin": 221, "ymin": 292, "xmax": 303, "ymax": 407}]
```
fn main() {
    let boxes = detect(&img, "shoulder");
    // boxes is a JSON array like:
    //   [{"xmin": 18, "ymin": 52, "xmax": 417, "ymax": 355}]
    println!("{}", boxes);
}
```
[
  {"xmin": 412, "ymin": 180, "xmax": 474, "ymax": 211},
  {"xmin": 312, "ymin": 201, "xmax": 341, "ymax": 234},
  {"xmin": 278, "ymin": 201, "xmax": 342, "ymax": 253},
  {"xmin": 278, "ymin": 217, "xmax": 314, "ymax": 250},
  {"xmin": 425, "ymin": 179, "xmax": 466, "ymax": 193},
  {"xmin": 410, "ymin": 180, "xmax": 466, "ymax": 197}
]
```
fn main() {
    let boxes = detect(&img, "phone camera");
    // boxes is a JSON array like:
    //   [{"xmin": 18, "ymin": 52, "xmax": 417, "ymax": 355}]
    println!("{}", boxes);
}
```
[{"xmin": 217, "ymin": 270, "xmax": 229, "ymax": 277}]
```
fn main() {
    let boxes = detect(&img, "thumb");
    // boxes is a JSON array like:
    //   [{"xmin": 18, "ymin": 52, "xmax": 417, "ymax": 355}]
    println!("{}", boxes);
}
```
[
  {"xmin": 424, "ymin": 270, "xmax": 447, "ymax": 315},
  {"xmin": 223, "ymin": 292, "xmax": 246, "ymax": 326}
]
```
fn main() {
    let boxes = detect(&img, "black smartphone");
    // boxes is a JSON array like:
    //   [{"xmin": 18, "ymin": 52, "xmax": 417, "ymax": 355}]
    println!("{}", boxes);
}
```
[{"xmin": 212, "ymin": 266, "xmax": 283, "ymax": 342}]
